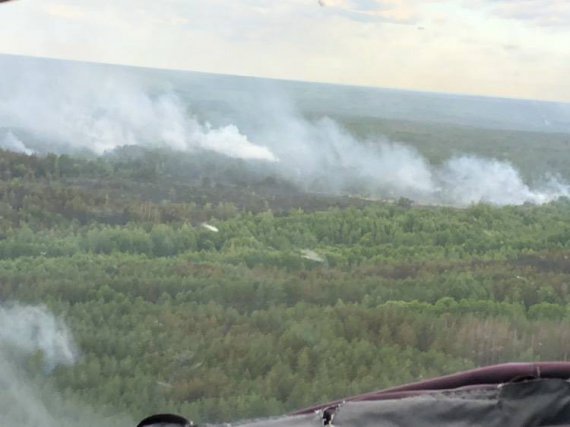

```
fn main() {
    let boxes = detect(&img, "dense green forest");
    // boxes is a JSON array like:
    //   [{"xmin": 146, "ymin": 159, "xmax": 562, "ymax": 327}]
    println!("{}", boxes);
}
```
[{"xmin": 1, "ymin": 148, "xmax": 569, "ymax": 424}]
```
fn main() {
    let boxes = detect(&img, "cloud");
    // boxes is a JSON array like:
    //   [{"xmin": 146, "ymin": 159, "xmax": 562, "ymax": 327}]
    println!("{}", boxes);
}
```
[
  {"xmin": 319, "ymin": 0, "xmax": 424, "ymax": 24},
  {"xmin": 1, "ymin": 0, "xmax": 570, "ymax": 101},
  {"xmin": 477, "ymin": 0, "xmax": 570, "ymax": 28},
  {"xmin": 44, "ymin": 3, "xmax": 86, "ymax": 20}
]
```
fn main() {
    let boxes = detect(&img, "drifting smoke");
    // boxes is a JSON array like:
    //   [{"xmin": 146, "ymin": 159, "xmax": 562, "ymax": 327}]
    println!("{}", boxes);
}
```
[
  {"xmin": 0, "ymin": 57, "xmax": 275, "ymax": 161},
  {"xmin": 287, "ymin": 119, "xmax": 570, "ymax": 206},
  {"xmin": 245, "ymin": 99, "xmax": 568, "ymax": 205},
  {"xmin": 0, "ymin": 304, "xmax": 75, "ymax": 426},
  {"xmin": 0, "ymin": 304, "xmax": 127, "ymax": 427},
  {"xmin": 0, "ymin": 55, "xmax": 568, "ymax": 206},
  {"xmin": 438, "ymin": 157, "xmax": 568, "ymax": 205},
  {"xmin": 0, "ymin": 131, "xmax": 33, "ymax": 155},
  {"xmin": 0, "ymin": 304, "xmax": 76, "ymax": 370}
]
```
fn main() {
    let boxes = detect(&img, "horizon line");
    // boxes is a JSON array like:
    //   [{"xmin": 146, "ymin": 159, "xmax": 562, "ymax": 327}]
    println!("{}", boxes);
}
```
[{"xmin": 2, "ymin": 51, "xmax": 569, "ymax": 106}]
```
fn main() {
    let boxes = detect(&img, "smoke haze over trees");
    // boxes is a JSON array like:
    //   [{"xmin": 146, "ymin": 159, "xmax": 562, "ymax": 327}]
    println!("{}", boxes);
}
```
[{"xmin": 1, "ymin": 54, "xmax": 569, "ymax": 207}]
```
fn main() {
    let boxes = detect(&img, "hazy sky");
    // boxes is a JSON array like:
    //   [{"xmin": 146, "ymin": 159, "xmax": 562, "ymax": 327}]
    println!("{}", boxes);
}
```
[{"xmin": 1, "ymin": 0, "xmax": 569, "ymax": 102}]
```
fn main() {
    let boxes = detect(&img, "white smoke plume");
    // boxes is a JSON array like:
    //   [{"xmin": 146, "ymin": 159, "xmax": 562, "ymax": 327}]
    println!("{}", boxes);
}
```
[
  {"xmin": 0, "ymin": 131, "xmax": 34, "ymax": 155},
  {"xmin": 437, "ymin": 157, "xmax": 568, "ymax": 205},
  {"xmin": 0, "ymin": 304, "xmax": 127, "ymax": 427},
  {"xmin": 247, "ymin": 104, "xmax": 569, "ymax": 206},
  {"xmin": 0, "ymin": 304, "xmax": 77, "ymax": 371},
  {"xmin": 0, "ymin": 55, "xmax": 568, "ymax": 207},
  {"xmin": 0, "ymin": 304, "xmax": 75, "ymax": 426},
  {"xmin": 0, "ymin": 58, "xmax": 275, "ymax": 162}
]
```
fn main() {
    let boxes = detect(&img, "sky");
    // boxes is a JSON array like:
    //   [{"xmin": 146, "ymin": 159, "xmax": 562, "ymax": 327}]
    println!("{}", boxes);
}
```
[{"xmin": 1, "ymin": 0, "xmax": 570, "ymax": 102}]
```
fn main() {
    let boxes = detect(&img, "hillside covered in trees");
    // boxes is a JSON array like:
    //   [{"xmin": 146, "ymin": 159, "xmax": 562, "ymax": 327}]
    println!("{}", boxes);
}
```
[{"xmin": 1, "ymin": 148, "xmax": 569, "ymax": 424}]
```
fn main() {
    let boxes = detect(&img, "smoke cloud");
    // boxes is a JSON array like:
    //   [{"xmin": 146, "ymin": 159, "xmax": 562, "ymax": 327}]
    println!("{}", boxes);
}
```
[
  {"xmin": 0, "ymin": 131, "xmax": 34, "ymax": 155},
  {"xmin": 0, "ymin": 304, "xmax": 77, "ymax": 371},
  {"xmin": 0, "ymin": 58, "xmax": 275, "ymax": 161},
  {"xmin": 0, "ymin": 304, "xmax": 127, "ymax": 427},
  {"xmin": 437, "ymin": 157, "xmax": 568, "ymax": 206},
  {"xmin": 0, "ymin": 55, "xmax": 568, "ymax": 207},
  {"xmin": 245, "ymin": 100, "xmax": 568, "ymax": 205}
]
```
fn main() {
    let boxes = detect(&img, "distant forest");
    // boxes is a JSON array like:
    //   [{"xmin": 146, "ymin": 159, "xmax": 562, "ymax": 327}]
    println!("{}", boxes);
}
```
[{"xmin": 1, "ymin": 148, "xmax": 569, "ymax": 423}]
